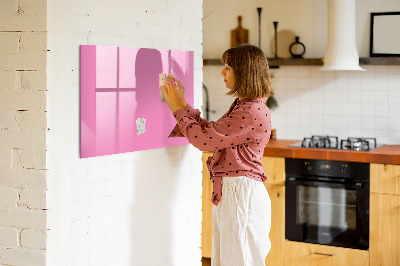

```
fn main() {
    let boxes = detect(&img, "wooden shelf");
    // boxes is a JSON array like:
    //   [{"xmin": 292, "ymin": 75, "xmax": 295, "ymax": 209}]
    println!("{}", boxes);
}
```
[
  {"xmin": 203, "ymin": 57, "xmax": 400, "ymax": 67},
  {"xmin": 268, "ymin": 58, "xmax": 322, "ymax": 67},
  {"xmin": 203, "ymin": 58, "xmax": 323, "ymax": 67},
  {"xmin": 359, "ymin": 57, "xmax": 400, "ymax": 65}
]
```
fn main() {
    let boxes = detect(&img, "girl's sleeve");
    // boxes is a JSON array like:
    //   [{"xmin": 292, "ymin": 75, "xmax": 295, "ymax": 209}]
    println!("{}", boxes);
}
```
[
  {"xmin": 171, "ymin": 106, "xmax": 257, "ymax": 152},
  {"xmin": 168, "ymin": 103, "xmax": 211, "ymax": 137}
]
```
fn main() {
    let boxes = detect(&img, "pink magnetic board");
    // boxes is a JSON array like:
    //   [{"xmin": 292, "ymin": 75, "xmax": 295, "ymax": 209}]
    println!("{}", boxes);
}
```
[{"xmin": 80, "ymin": 45, "xmax": 194, "ymax": 158}]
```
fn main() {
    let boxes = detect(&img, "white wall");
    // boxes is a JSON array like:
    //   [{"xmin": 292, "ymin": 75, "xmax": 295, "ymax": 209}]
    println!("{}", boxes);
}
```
[
  {"xmin": 0, "ymin": 0, "xmax": 48, "ymax": 265},
  {"xmin": 204, "ymin": 0, "xmax": 400, "ymax": 58},
  {"xmin": 203, "ymin": 0, "xmax": 400, "ymax": 145},
  {"xmin": 46, "ymin": 0, "xmax": 203, "ymax": 266}
]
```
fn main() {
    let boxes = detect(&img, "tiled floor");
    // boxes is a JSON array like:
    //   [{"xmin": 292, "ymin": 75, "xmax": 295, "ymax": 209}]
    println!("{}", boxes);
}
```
[{"xmin": 202, "ymin": 257, "xmax": 211, "ymax": 266}]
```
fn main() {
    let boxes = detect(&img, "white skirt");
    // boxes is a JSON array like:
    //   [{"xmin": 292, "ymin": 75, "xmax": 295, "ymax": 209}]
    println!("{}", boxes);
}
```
[{"xmin": 212, "ymin": 176, "xmax": 271, "ymax": 266}]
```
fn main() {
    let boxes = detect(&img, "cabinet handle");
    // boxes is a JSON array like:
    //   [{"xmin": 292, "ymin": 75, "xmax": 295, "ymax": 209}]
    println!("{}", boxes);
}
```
[{"xmin": 314, "ymin": 252, "xmax": 335, "ymax": 257}]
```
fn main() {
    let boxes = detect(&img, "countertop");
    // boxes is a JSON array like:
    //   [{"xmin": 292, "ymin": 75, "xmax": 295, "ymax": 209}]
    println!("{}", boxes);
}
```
[{"xmin": 263, "ymin": 139, "xmax": 400, "ymax": 165}]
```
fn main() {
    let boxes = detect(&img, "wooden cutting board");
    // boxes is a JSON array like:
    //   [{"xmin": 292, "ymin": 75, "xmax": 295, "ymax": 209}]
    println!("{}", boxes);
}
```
[{"xmin": 231, "ymin": 16, "xmax": 249, "ymax": 48}]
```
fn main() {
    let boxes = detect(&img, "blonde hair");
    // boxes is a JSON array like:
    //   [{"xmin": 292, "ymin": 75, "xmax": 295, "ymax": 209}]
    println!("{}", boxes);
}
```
[{"xmin": 221, "ymin": 44, "xmax": 273, "ymax": 99}]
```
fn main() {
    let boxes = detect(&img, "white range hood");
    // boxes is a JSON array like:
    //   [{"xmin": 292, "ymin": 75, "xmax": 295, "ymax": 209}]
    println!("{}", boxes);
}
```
[{"xmin": 320, "ymin": 0, "xmax": 365, "ymax": 71}]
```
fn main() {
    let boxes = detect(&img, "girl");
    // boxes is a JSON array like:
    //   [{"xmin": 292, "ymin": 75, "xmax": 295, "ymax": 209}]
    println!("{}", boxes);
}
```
[{"xmin": 162, "ymin": 44, "xmax": 273, "ymax": 266}]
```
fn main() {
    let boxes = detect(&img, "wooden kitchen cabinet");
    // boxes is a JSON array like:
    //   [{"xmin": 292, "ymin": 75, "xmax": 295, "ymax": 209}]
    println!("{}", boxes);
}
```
[
  {"xmin": 202, "ymin": 152, "xmax": 213, "ymax": 258},
  {"xmin": 262, "ymin": 156, "xmax": 285, "ymax": 266},
  {"xmin": 264, "ymin": 184, "xmax": 285, "ymax": 266},
  {"xmin": 370, "ymin": 193, "xmax": 400, "ymax": 266},
  {"xmin": 370, "ymin": 163, "xmax": 400, "ymax": 266},
  {"xmin": 370, "ymin": 163, "xmax": 400, "ymax": 195},
  {"xmin": 261, "ymin": 156, "xmax": 285, "ymax": 186},
  {"xmin": 201, "ymin": 154, "xmax": 286, "ymax": 266},
  {"xmin": 284, "ymin": 241, "xmax": 369, "ymax": 266}
]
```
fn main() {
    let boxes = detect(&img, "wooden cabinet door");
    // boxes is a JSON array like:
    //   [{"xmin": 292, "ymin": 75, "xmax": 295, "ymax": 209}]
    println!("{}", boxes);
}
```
[
  {"xmin": 262, "ymin": 156, "xmax": 285, "ymax": 186},
  {"xmin": 264, "ymin": 184, "xmax": 284, "ymax": 266},
  {"xmin": 370, "ymin": 163, "xmax": 400, "ymax": 195},
  {"xmin": 370, "ymin": 193, "xmax": 400, "ymax": 266},
  {"xmin": 201, "ymin": 152, "xmax": 213, "ymax": 258},
  {"xmin": 284, "ymin": 241, "xmax": 369, "ymax": 266}
]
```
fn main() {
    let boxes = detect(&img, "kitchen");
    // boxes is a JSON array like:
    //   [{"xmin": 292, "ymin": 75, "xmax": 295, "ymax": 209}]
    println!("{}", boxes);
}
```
[{"xmin": 202, "ymin": 0, "xmax": 400, "ymax": 265}]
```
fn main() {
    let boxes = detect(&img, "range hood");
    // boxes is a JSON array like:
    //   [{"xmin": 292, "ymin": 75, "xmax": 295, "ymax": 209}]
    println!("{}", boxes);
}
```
[{"xmin": 320, "ymin": 0, "xmax": 365, "ymax": 71}]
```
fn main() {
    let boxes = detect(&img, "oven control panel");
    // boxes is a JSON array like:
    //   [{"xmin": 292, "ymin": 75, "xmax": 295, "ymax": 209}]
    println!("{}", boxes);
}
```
[{"xmin": 286, "ymin": 158, "xmax": 369, "ymax": 180}]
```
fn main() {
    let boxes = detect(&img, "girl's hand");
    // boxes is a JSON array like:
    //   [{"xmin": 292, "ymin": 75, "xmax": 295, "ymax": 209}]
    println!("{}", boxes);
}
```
[
  {"xmin": 161, "ymin": 78, "xmax": 183, "ymax": 113},
  {"xmin": 167, "ymin": 75, "xmax": 187, "ymax": 108}
]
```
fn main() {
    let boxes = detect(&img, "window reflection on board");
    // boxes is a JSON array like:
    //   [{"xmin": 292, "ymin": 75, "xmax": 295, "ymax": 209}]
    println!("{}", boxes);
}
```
[{"xmin": 80, "ymin": 45, "xmax": 194, "ymax": 158}]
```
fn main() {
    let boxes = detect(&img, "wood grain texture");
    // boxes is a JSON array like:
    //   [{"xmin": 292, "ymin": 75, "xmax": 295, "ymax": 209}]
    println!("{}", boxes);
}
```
[
  {"xmin": 264, "ymin": 184, "xmax": 285, "ymax": 266},
  {"xmin": 284, "ymin": 241, "xmax": 369, "ymax": 266},
  {"xmin": 370, "ymin": 163, "xmax": 400, "ymax": 195},
  {"xmin": 201, "ymin": 152, "xmax": 214, "ymax": 258},
  {"xmin": 370, "ymin": 193, "xmax": 400, "ymax": 266},
  {"xmin": 262, "ymin": 156, "xmax": 285, "ymax": 185}
]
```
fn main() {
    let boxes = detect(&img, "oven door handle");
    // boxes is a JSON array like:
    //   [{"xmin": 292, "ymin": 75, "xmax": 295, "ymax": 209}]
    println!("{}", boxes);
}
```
[{"xmin": 287, "ymin": 177, "xmax": 364, "ymax": 189}]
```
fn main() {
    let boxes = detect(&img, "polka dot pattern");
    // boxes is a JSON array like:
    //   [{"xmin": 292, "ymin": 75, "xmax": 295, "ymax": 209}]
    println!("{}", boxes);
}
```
[{"xmin": 169, "ymin": 97, "xmax": 272, "ymax": 206}]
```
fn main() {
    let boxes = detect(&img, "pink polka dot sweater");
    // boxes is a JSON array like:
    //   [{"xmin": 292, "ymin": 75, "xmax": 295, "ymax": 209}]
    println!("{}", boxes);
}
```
[{"xmin": 169, "ymin": 97, "xmax": 272, "ymax": 206}]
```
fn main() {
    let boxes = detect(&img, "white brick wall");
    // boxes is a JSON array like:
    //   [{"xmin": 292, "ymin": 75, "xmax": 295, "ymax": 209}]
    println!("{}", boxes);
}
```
[
  {"xmin": 0, "ymin": 0, "xmax": 48, "ymax": 265},
  {"xmin": 47, "ymin": 1, "xmax": 203, "ymax": 266}
]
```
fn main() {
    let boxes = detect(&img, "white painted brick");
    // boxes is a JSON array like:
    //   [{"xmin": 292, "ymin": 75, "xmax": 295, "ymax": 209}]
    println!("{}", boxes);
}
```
[
  {"xmin": 0, "ymin": 208, "xmax": 46, "ymax": 230},
  {"xmin": 20, "ymin": 229, "xmax": 46, "ymax": 249},
  {"xmin": 20, "ymin": 149, "xmax": 46, "ymax": 170},
  {"xmin": 0, "ymin": 71, "xmax": 16, "ymax": 90},
  {"xmin": 0, "ymin": 227, "xmax": 19, "ymax": 247},
  {"xmin": 136, "ymin": 24, "xmax": 170, "ymax": 41},
  {"xmin": 16, "ymin": 70, "xmax": 47, "ymax": 91},
  {"xmin": 71, "ymin": 166, "xmax": 88, "ymax": 186},
  {"xmin": 181, "ymin": 15, "xmax": 202, "ymax": 30},
  {"xmin": 0, "ymin": 90, "xmax": 46, "ymax": 111},
  {"xmin": 103, "ymin": 178, "xmax": 122, "ymax": 197},
  {"xmin": 0, "ymin": 187, "xmax": 19, "ymax": 208},
  {"xmin": 87, "ymin": 164, "xmax": 108, "ymax": 183},
  {"xmin": 1, "ymin": 110, "xmax": 46, "ymax": 130},
  {"xmin": 0, "ymin": 247, "xmax": 45, "ymax": 266},
  {"xmin": 0, "ymin": 32, "xmax": 20, "ymax": 54},
  {"xmin": 0, "ymin": 169, "xmax": 47, "ymax": 189},
  {"xmin": 19, "ymin": 189, "xmax": 46, "ymax": 209},
  {"xmin": 121, "ymin": 161, "xmax": 134, "ymax": 176},
  {"xmin": 189, "ymin": 3, "xmax": 203, "ymax": 19},
  {"xmin": 0, "ymin": 149, "xmax": 12, "ymax": 169},
  {"xmin": 87, "ymin": 212, "xmax": 109, "ymax": 233},
  {"xmin": 0, "ymin": 129, "xmax": 46, "ymax": 150},
  {"xmin": 0, "ymin": 1, "xmax": 46, "ymax": 32},
  {"xmin": 152, "ymin": 10, "xmax": 180, "ymax": 27},
  {"xmin": 166, "ymin": 0, "xmax": 192, "ymax": 15},
  {"xmin": 129, "ymin": 0, "xmax": 167, "ymax": 12},
  {"xmin": 0, "ymin": 32, "xmax": 46, "ymax": 71},
  {"xmin": 19, "ymin": 0, "xmax": 47, "ymax": 15},
  {"xmin": 72, "ymin": 218, "xmax": 88, "ymax": 237},
  {"xmin": 0, "ymin": 0, "xmax": 18, "ymax": 13}
]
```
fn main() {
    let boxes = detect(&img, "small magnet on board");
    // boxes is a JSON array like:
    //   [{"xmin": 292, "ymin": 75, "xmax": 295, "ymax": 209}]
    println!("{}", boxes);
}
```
[{"xmin": 136, "ymin": 117, "xmax": 147, "ymax": 135}]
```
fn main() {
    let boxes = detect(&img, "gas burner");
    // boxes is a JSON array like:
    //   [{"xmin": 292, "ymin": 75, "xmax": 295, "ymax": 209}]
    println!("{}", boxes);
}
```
[
  {"xmin": 290, "ymin": 136, "xmax": 380, "ymax": 151},
  {"xmin": 301, "ymin": 135, "xmax": 339, "ymax": 149},
  {"xmin": 340, "ymin": 137, "xmax": 377, "ymax": 151}
]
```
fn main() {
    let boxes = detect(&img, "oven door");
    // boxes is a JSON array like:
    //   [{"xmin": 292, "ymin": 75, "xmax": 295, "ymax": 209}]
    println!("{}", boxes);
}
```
[{"xmin": 285, "ymin": 177, "xmax": 369, "ymax": 250}]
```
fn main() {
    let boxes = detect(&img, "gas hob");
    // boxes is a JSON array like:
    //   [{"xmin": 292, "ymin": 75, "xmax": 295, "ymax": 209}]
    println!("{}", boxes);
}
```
[{"xmin": 289, "ymin": 135, "xmax": 383, "ymax": 151}]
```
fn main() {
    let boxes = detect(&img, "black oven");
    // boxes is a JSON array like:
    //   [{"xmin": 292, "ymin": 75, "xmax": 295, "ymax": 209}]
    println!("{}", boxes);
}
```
[{"xmin": 285, "ymin": 158, "xmax": 369, "ymax": 250}]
